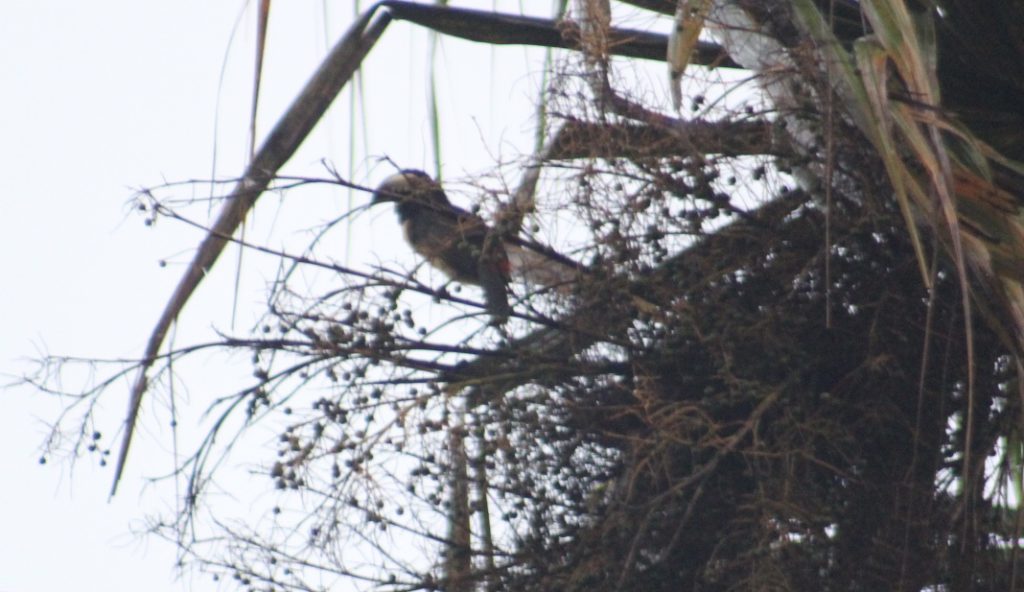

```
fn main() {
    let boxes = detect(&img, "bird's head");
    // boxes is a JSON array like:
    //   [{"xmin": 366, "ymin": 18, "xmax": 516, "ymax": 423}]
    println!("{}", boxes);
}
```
[{"xmin": 371, "ymin": 169, "xmax": 448, "ymax": 208}]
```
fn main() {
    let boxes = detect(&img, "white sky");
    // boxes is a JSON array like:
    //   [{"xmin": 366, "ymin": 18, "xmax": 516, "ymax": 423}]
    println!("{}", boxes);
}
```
[{"xmin": 0, "ymin": 2, "xmax": 564, "ymax": 591}]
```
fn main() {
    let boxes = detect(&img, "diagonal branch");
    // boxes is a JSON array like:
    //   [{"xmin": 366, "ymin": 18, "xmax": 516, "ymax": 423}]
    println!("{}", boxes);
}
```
[{"xmin": 111, "ymin": 7, "xmax": 392, "ymax": 496}]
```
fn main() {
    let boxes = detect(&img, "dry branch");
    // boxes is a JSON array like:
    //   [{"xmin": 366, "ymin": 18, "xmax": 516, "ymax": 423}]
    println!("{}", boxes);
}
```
[
  {"xmin": 111, "ymin": 7, "xmax": 392, "ymax": 495},
  {"xmin": 546, "ymin": 119, "xmax": 782, "ymax": 161}
]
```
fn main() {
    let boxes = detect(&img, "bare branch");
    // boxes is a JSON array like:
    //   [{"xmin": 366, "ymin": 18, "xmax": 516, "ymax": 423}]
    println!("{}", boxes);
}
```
[
  {"xmin": 111, "ymin": 7, "xmax": 392, "ymax": 496},
  {"xmin": 546, "ymin": 119, "xmax": 783, "ymax": 161}
]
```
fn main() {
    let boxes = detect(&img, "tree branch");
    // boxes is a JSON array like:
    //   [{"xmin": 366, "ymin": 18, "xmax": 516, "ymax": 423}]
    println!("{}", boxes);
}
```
[
  {"xmin": 380, "ymin": 0, "xmax": 740, "ymax": 68},
  {"xmin": 546, "ymin": 119, "xmax": 783, "ymax": 161},
  {"xmin": 111, "ymin": 7, "xmax": 392, "ymax": 496}
]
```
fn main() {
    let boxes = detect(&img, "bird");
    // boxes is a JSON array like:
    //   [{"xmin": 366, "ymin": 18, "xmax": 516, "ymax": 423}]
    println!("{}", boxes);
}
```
[{"xmin": 371, "ymin": 169, "xmax": 512, "ymax": 322}]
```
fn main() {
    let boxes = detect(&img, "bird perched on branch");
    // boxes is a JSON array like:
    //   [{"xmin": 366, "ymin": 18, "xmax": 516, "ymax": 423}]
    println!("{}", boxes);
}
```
[{"xmin": 372, "ymin": 169, "xmax": 513, "ymax": 322}]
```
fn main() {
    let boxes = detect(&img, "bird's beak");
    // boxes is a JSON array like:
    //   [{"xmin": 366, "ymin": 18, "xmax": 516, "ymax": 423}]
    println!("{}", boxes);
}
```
[
  {"xmin": 371, "ymin": 171, "xmax": 411, "ymax": 205},
  {"xmin": 371, "ymin": 169, "xmax": 435, "ymax": 206},
  {"xmin": 370, "ymin": 184, "xmax": 392, "ymax": 206}
]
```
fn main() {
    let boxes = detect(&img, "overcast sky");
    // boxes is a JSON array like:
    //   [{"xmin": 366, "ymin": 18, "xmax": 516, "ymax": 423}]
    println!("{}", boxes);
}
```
[{"xmin": 0, "ymin": 2, "xmax": 561, "ymax": 591}]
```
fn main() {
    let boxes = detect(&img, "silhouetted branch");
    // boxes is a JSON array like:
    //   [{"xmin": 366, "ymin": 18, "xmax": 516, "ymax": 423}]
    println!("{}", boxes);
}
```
[
  {"xmin": 546, "ymin": 119, "xmax": 783, "ymax": 161},
  {"xmin": 112, "ymin": 7, "xmax": 392, "ymax": 496},
  {"xmin": 380, "ymin": 0, "xmax": 740, "ymax": 67}
]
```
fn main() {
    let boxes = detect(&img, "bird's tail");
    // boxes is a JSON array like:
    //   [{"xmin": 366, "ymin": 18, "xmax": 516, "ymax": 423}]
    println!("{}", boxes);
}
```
[
  {"xmin": 478, "ymin": 258, "xmax": 511, "ymax": 323},
  {"xmin": 505, "ymin": 243, "xmax": 583, "ymax": 295}
]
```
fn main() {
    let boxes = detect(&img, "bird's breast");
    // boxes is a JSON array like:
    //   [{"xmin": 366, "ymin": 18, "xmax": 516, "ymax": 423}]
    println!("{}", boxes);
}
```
[{"xmin": 402, "ymin": 217, "xmax": 476, "ymax": 283}]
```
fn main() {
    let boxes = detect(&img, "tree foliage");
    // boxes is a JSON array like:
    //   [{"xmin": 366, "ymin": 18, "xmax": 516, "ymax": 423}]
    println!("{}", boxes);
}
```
[{"xmin": 31, "ymin": 1, "xmax": 1024, "ymax": 591}]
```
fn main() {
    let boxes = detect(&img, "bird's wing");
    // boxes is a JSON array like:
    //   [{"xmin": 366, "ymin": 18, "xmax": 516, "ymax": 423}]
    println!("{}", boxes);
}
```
[
  {"xmin": 450, "ymin": 208, "xmax": 511, "ymax": 320},
  {"xmin": 452, "ymin": 208, "xmax": 511, "ymax": 278},
  {"xmin": 402, "ymin": 204, "xmax": 507, "ymax": 282},
  {"xmin": 451, "ymin": 208, "xmax": 491, "ymax": 240}
]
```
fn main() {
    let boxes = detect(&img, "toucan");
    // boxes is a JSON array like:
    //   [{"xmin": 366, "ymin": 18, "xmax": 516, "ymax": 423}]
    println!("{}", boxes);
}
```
[{"xmin": 372, "ymin": 169, "xmax": 513, "ymax": 322}]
